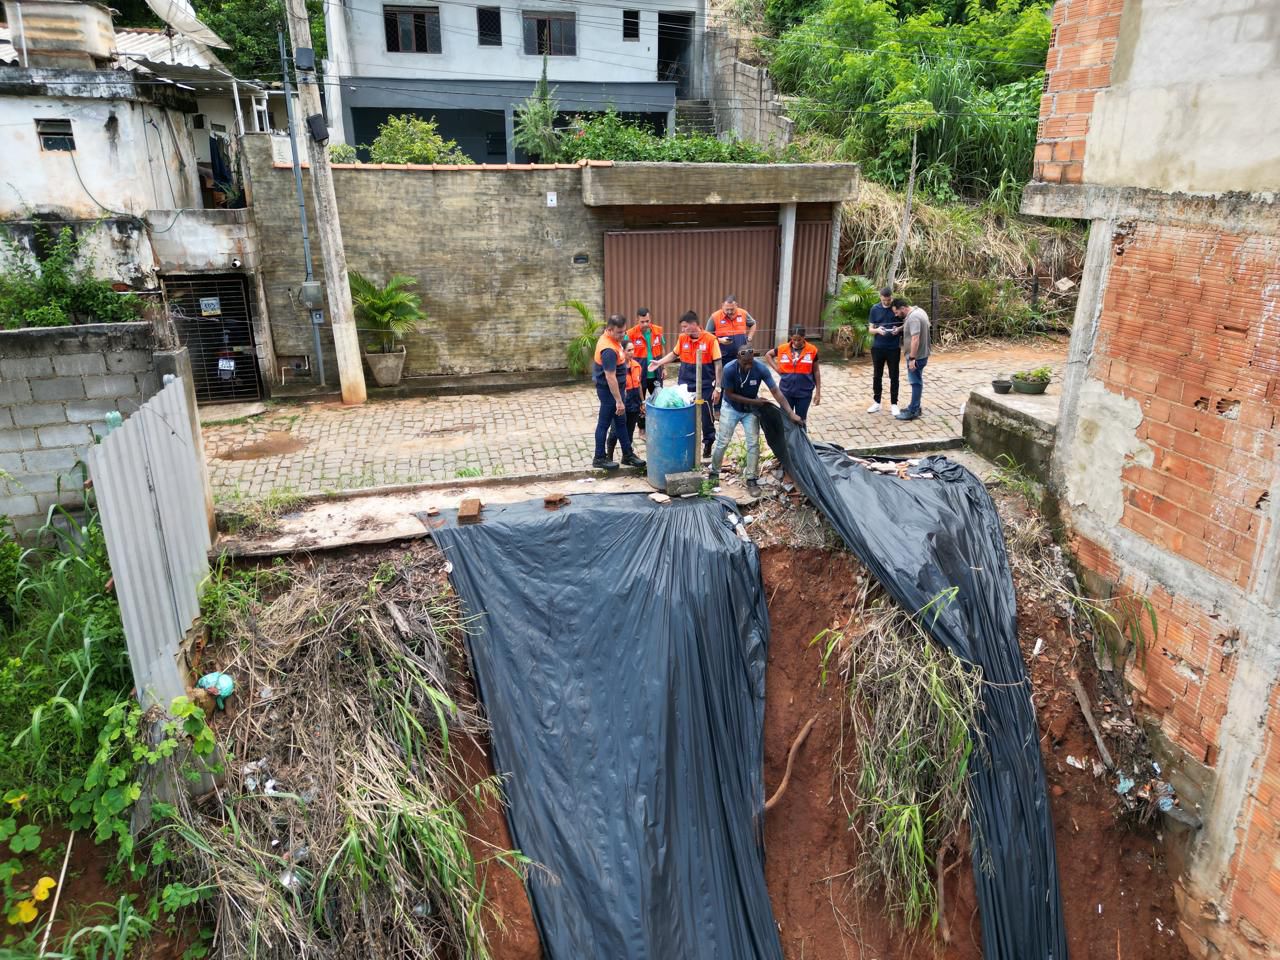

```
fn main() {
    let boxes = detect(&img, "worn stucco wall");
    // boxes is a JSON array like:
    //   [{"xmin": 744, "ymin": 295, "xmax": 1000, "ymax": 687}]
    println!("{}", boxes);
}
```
[
  {"xmin": 1085, "ymin": 0, "xmax": 1280, "ymax": 194},
  {"xmin": 705, "ymin": 26, "xmax": 793, "ymax": 148},
  {"xmin": 242, "ymin": 134, "xmax": 622, "ymax": 385},
  {"xmin": 1050, "ymin": 205, "xmax": 1280, "ymax": 959}
]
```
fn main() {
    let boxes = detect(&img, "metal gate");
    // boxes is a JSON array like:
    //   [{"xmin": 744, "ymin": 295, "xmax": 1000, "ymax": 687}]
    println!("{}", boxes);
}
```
[
  {"xmin": 604, "ymin": 226, "xmax": 780, "ymax": 349},
  {"xmin": 791, "ymin": 221, "xmax": 834, "ymax": 340},
  {"xmin": 163, "ymin": 274, "xmax": 264, "ymax": 404}
]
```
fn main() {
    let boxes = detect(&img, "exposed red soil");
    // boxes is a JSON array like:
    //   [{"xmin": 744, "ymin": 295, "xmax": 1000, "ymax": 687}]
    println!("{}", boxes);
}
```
[{"xmin": 463, "ymin": 541, "xmax": 1190, "ymax": 959}]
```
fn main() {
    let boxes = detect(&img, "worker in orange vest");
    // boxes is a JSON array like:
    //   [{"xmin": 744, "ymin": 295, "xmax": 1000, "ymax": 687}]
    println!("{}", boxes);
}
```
[
  {"xmin": 591, "ymin": 314, "xmax": 646, "ymax": 471},
  {"xmin": 707, "ymin": 295, "xmax": 756, "ymax": 356},
  {"xmin": 606, "ymin": 340, "xmax": 645, "ymax": 460},
  {"xmin": 649, "ymin": 311, "xmax": 723, "ymax": 458},
  {"xmin": 765, "ymin": 326, "xmax": 821, "ymax": 422},
  {"xmin": 627, "ymin": 306, "xmax": 666, "ymax": 437}
]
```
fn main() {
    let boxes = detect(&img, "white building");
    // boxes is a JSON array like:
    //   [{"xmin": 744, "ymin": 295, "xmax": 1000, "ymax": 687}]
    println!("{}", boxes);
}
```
[{"xmin": 323, "ymin": 0, "xmax": 707, "ymax": 162}]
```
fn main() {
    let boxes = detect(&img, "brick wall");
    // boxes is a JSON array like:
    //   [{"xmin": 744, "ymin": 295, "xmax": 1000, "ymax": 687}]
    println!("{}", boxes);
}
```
[
  {"xmin": 243, "ymin": 135, "xmax": 624, "ymax": 386},
  {"xmin": 0, "ymin": 323, "xmax": 159, "ymax": 536},
  {"xmin": 1061, "ymin": 214, "xmax": 1279, "ymax": 958},
  {"xmin": 1033, "ymin": 0, "xmax": 1123, "ymax": 185},
  {"xmin": 706, "ymin": 26, "xmax": 794, "ymax": 148}
]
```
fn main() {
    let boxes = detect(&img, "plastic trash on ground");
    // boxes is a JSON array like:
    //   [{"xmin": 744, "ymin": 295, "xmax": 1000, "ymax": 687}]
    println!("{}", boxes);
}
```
[{"xmin": 196, "ymin": 672, "xmax": 235, "ymax": 709}]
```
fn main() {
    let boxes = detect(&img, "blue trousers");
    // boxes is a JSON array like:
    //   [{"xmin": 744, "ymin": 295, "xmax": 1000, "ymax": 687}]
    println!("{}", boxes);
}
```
[
  {"xmin": 595, "ymin": 383, "xmax": 632, "ymax": 459},
  {"xmin": 785, "ymin": 391, "xmax": 813, "ymax": 421},
  {"xmin": 906, "ymin": 358, "xmax": 928, "ymax": 415}
]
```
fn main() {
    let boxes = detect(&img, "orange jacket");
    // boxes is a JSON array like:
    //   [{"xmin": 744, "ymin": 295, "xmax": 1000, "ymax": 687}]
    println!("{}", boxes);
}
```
[
  {"xmin": 626, "ymin": 322, "xmax": 665, "ymax": 360},
  {"xmin": 591, "ymin": 332, "xmax": 626, "ymax": 385},
  {"xmin": 709, "ymin": 307, "xmax": 750, "ymax": 339},
  {"xmin": 676, "ymin": 331, "xmax": 722, "ymax": 365},
  {"xmin": 624, "ymin": 357, "xmax": 643, "ymax": 392},
  {"xmin": 774, "ymin": 340, "xmax": 818, "ymax": 374}
]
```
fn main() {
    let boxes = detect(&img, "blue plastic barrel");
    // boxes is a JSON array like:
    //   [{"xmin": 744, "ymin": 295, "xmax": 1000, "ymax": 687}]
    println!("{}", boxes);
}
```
[{"xmin": 644, "ymin": 399, "xmax": 697, "ymax": 490}]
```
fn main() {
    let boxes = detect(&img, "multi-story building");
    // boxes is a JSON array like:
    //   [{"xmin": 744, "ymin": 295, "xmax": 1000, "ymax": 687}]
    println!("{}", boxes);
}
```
[
  {"xmin": 322, "ymin": 0, "xmax": 707, "ymax": 162},
  {"xmin": 1022, "ymin": 1, "xmax": 1279, "ymax": 957}
]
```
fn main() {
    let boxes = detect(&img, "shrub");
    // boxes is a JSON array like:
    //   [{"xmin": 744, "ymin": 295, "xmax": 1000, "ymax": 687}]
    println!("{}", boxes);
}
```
[
  {"xmin": 349, "ymin": 270, "xmax": 427, "ymax": 353},
  {"xmin": 1013, "ymin": 365, "xmax": 1051, "ymax": 382},
  {"xmin": 822, "ymin": 275, "xmax": 878, "ymax": 356},
  {"xmin": 562, "ymin": 299, "xmax": 602, "ymax": 376},
  {"xmin": 329, "ymin": 142, "xmax": 359, "ymax": 163},
  {"xmin": 557, "ymin": 109, "xmax": 778, "ymax": 164},
  {"xmin": 366, "ymin": 114, "xmax": 472, "ymax": 165},
  {"xmin": 513, "ymin": 55, "xmax": 563, "ymax": 162},
  {"xmin": 0, "ymin": 226, "xmax": 143, "ymax": 330}
]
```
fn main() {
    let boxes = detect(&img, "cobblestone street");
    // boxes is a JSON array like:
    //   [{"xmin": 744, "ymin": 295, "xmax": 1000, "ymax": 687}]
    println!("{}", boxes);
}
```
[{"xmin": 203, "ymin": 341, "xmax": 1067, "ymax": 500}]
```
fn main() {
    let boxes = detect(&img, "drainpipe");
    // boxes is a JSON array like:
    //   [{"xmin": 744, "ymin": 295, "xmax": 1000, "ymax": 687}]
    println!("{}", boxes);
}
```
[{"xmin": 13, "ymin": 1, "xmax": 28, "ymax": 67}]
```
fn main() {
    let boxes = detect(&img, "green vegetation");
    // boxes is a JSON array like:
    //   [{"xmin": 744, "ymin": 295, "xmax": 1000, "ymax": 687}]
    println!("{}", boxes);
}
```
[
  {"xmin": 562, "ymin": 299, "xmax": 603, "ymax": 377},
  {"xmin": 349, "ymin": 270, "xmax": 427, "ymax": 354},
  {"xmin": 817, "ymin": 584, "xmax": 981, "ymax": 931},
  {"xmin": 513, "ymin": 56, "xmax": 564, "ymax": 162},
  {"xmin": 364, "ymin": 114, "xmax": 473, "ymax": 165},
  {"xmin": 0, "ymin": 506, "xmax": 217, "ymax": 955},
  {"xmin": 1013, "ymin": 365, "xmax": 1052, "ymax": 382},
  {"xmin": 328, "ymin": 142, "xmax": 359, "ymax": 164},
  {"xmin": 766, "ymin": 0, "xmax": 1051, "ymax": 203},
  {"xmin": 822, "ymin": 275, "xmax": 879, "ymax": 356},
  {"xmin": 0, "ymin": 226, "xmax": 143, "ymax": 330},
  {"xmin": 557, "ymin": 110, "xmax": 777, "ymax": 164},
  {"xmin": 217, "ymin": 484, "xmax": 307, "ymax": 535}
]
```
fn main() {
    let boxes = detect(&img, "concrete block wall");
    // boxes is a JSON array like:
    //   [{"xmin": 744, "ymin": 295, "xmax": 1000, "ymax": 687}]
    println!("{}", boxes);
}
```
[
  {"xmin": 1052, "ymin": 212, "xmax": 1280, "ymax": 960},
  {"xmin": 1033, "ymin": 0, "xmax": 1122, "ymax": 185},
  {"xmin": 243, "ymin": 135, "xmax": 623, "ymax": 387},
  {"xmin": 0, "ymin": 322, "xmax": 159, "ymax": 536},
  {"xmin": 706, "ymin": 27, "xmax": 793, "ymax": 149}
]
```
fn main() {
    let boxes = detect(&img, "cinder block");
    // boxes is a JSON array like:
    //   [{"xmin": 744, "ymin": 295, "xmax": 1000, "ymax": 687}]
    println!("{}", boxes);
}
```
[
  {"xmin": 664, "ymin": 471, "xmax": 704, "ymax": 496},
  {"xmin": 0, "ymin": 379, "xmax": 33, "ymax": 405},
  {"xmin": 0, "ymin": 453, "xmax": 22, "ymax": 474},
  {"xmin": 13, "ymin": 404, "xmax": 67, "ymax": 428},
  {"xmin": 0, "ymin": 356, "xmax": 54, "ymax": 379},
  {"xmin": 0, "ymin": 493, "xmax": 37, "ymax": 518},
  {"xmin": 0, "ymin": 429, "xmax": 38, "ymax": 453},
  {"xmin": 105, "ymin": 351, "xmax": 153, "ymax": 375},
  {"xmin": 83, "ymin": 374, "xmax": 139, "ymax": 399},
  {"xmin": 21, "ymin": 448, "xmax": 80, "ymax": 473},
  {"xmin": 31, "ymin": 377, "xmax": 86, "ymax": 402},
  {"xmin": 37, "ymin": 424, "xmax": 93, "ymax": 448},
  {"xmin": 52, "ymin": 353, "xmax": 108, "ymax": 377},
  {"xmin": 65, "ymin": 400, "xmax": 119, "ymax": 424},
  {"xmin": 0, "ymin": 409, "xmax": 10, "ymax": 430}
]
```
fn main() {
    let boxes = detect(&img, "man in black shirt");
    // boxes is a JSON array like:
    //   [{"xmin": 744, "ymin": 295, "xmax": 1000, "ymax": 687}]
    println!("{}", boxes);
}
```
[{"xmin": 867, "ymin": 286, "xmax": 902, "ymax": 416}]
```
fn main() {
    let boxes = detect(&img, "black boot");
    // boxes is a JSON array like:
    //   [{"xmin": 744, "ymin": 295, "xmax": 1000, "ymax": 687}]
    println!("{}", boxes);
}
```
[
  {"xmin": 621, "ymin": 453, "xmax": 646, "ymax": 468},
  {"xmin": 592, "ymin": 457, "xmax": 620, "ymax": 471}
]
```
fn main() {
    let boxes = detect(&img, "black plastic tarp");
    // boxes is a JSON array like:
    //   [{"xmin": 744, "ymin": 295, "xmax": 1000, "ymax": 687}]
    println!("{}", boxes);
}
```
[
  {"xmin": 759, "ymin": 407, "xmax": 1068, "ymax": 960},
  {"xmin": 433, "ymin": 495, "xmax": 783, "ymax": 960}
]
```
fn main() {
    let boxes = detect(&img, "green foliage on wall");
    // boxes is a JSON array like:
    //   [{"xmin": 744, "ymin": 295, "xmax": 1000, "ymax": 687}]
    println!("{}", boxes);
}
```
[
  {"xmin": 557, "ymin": 110, "xmax": 778, "ymax": 164},
  {"xmin": 0, "ymin": 226, "xmax": 143, "ymax": 330},
  {"xmin": 365, "ymin": 115, "xmax": 474, "ymax": 165}
]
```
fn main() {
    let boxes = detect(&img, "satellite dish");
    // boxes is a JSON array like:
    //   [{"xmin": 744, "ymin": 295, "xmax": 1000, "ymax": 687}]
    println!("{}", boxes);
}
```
[{"xmin": 142, "ymin": 0, "xmax": 229, "ymax": 48}]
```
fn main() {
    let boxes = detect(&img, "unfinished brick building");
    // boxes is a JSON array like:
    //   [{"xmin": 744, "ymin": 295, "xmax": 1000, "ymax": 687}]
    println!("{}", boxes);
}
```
[{"xmin": 1023, "ymin": 1, "xmax": 1279, "ymax": 956}]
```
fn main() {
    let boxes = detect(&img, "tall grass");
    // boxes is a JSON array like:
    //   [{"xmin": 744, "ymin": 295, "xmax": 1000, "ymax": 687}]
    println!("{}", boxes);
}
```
[{"xmin": 818, "ymin": 581, "xmax": 983, "ymax": 931}]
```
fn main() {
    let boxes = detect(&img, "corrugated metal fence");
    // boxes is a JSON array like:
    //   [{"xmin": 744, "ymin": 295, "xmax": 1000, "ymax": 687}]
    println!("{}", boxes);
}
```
[
  {"xmin": 790, "ymin": 221, "xmax": 834, "ymax": 339},
  {"xmin": 87, "ymin": 377, "xmax": 211, "ymax": 710}
]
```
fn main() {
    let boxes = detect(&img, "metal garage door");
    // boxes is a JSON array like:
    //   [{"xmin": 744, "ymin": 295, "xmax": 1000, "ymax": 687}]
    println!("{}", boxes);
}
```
[
  {"xmin": 790, "ymin": 221, "xmax": 834, "ymax": 340},
  {"xmin": 163, "ymin": 274, "xmax": 264, "ymax": 404},
  {"xmin": 604, "ymin": 227, "xmax": 780, "ymax": 351}
]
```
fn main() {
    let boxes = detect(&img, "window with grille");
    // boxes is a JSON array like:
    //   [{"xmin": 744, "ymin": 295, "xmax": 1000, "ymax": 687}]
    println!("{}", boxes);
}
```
[
  {"xmin": 384, "ymin": 5, "xmax": 442, "ymax": 53},
  {"xmin": 522, "ymin": 11, "xmax": 576, "ymax": 56},
  {"xmin": 623, "ymin": 10, "xmax": 639, "ymax": 40},
  {"xmin": 476, "ymin": 6, "xmax": 502, "ymax": 45},
  {"xmin": 36, "ymin": 118, "xmax": 75, "ymax": 151}
]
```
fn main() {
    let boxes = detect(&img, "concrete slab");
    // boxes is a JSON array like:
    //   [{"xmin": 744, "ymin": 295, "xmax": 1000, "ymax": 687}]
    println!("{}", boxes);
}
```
[
  {"xmin": 200, "ymin": 401, "xmax": 267, "ymax": 424},
  {"xmin": 963, "ymin": 385, "xmax": 1061, "ymax": 485}
]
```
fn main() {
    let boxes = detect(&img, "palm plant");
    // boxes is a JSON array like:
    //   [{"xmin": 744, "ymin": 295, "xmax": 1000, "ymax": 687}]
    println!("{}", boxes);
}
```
[
  {"xmin": 562, "ymin": 299, "xmax": 603, "ymax": 376},
  {"xmin": 822, "ymin": 275, "xmax": 879, "ymax": 358},
  {"xmin": 349, "ymin": 271, "xmax": 426, "ymax": 354}
]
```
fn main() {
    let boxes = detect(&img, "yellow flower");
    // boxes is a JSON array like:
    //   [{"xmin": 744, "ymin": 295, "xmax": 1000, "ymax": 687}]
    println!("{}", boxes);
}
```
[
  {"xmin": 7, "ymin": 899, "xmax": 37, "ymax": 925},
  {"xmin": 32, "ymin": 876, "xmax": 57, "ymax": 902},
  {"xmin": 3, "ymin": 793, "xmax": 26, "ymax": 810}
]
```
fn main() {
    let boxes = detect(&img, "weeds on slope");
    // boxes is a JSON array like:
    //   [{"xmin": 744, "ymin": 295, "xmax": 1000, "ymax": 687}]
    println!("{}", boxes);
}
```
[
  {"xmin": 163, "ymin": 554, "xmax": 526, "ymax": 959},
  {"xmin": 817, "ymin": 580, "xmax": 983, "ymax": 934}
]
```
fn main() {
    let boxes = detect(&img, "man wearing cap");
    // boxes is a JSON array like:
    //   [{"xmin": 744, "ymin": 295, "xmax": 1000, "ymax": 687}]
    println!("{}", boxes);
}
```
[{"xmin": 867, "ymin": 286, "xmax": 901, "ymax": 416}]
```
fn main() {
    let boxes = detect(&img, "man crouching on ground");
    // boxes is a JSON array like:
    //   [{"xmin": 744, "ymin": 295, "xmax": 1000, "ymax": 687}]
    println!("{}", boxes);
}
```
[{"xmin": 708, "ymin": 345, "xmax": 803, "ymax": 497}]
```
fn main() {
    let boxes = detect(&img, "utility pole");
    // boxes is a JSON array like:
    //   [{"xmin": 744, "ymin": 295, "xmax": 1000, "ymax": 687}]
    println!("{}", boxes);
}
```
[{"xmin": 282, "ymin": 0, "xmax": 366, "ymax": 404}]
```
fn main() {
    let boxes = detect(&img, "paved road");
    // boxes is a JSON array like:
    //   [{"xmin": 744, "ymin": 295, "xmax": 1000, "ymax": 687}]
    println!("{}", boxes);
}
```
[{"xmin": 203, "ymin": 341, "xmax": 1066, "ymax": 500}]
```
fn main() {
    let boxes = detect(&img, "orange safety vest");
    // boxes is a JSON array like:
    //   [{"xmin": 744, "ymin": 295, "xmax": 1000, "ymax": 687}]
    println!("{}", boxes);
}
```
[
  {"xmin": 592, "ymin": 332, "xmax": 626, "ymax": 384},
  {"xmin": 624, "ymin": 357, "xmax": 642, "ymax": 392},
  {"xmin": 710, "ymin": 307, "xmax": 749, "ymax": 339},
  {"xmin": 775, "ymin": 340, "xmax": 818, "ymax": 375},
  {"xmin": 626, "ymin": 322, "xmax": 665, "ymax": 360},
  {"xmin": 676, "ymin": 331, "xmax": 722, "ymax": 365}
]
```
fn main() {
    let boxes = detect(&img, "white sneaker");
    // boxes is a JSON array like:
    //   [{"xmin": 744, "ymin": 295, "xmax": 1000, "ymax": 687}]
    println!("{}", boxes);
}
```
[
  {"xmin": 866, "ymin": 402, "xmax": 881, "ymax": 413},
  {"xmin": 890, "ymin": 404, "xmax": 900, "ymax": 416}
]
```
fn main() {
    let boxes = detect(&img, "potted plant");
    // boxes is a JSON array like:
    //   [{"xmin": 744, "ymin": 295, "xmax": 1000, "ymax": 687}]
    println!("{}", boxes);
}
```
[
  {"xmin": 1011, "ymin": 365, "xmax": 1052, "ymax": 394},
  {"xmin": 992, "ymin": 372, "xmax": 1012, "ymax": 394},
  {"xmin": 349, "ymin": 270, "xmax": 426, "ymax": 387},
  {"xmin": 563, "ymin": 299, "xmax": 603, "ymax": 376}
]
